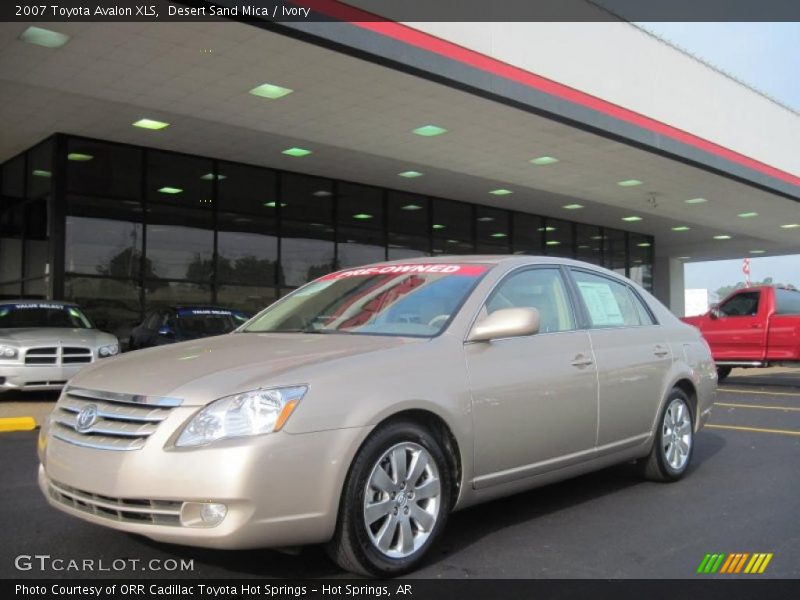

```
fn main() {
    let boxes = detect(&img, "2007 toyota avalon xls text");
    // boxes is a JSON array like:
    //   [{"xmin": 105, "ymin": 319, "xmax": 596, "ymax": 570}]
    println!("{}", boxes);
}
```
[{"xmin": 38, "ymin": 256, "xmax": 716, "ymax": 576}]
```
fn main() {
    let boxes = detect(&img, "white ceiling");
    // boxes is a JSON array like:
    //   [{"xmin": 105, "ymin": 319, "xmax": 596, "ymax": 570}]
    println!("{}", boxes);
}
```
[{"xmin": 0, "ymin": 20, "xmax": 798, "ymax": 262}]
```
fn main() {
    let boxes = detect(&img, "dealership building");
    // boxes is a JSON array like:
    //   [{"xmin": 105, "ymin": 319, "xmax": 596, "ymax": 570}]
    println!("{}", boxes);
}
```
[{"xmin": 1, "ymin": 8, "xmax": 798, "ymax": 340}]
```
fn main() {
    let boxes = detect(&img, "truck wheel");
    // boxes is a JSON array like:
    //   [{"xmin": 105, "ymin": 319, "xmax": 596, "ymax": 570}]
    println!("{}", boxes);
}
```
[
  {"xmin": 716, "ymin": 366, "xmax": 731, "ymax": 382},
  {"xmin": 326, "ymin": 420, "xmax": 451, "ymax": 577},
  {"xmin": 639, "ymin": 388, "xmax": 694, "ymax": 482}
]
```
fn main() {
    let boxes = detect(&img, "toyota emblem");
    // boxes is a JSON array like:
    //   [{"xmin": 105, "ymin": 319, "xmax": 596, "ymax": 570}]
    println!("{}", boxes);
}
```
[{"xmin": 76, "ymin": 404, "xmax": 98, "ymax": 432}]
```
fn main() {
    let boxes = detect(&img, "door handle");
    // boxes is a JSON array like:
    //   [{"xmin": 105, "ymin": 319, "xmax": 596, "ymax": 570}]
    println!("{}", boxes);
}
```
[
  {"xmin": 570, "ymin": 354, "xmax": 594, "ymax": 368},
  {"xmin": 653, "ymin": 345, "xmax": 669, "ymax": 358}
]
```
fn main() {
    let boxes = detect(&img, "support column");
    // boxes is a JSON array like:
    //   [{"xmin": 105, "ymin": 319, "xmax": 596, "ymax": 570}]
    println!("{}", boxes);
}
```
[{"xmin": 654, "ymin": 256, "xmax": 685, "ymax": 317}]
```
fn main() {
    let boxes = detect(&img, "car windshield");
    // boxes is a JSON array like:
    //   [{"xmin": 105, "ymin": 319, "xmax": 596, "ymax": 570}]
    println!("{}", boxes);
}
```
[
  {"xmin": 0, "ymin": 303, "xmax": 94, "ymax": 329},
  {"xmin": 244, "ymin": 263, "xmax": 491, "ymax": 337},
  {"xmin": 176, "ymin": 308, "xmax": 249, "ymax": 336}
]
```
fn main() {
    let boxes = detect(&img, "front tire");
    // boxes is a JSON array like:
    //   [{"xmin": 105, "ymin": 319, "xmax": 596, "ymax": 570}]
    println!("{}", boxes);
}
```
[
  {"xmin": 640, "ymin": 388, "xmax": 694, "ymax": 482},
  {"xmin": 326, "ymin": 420, "xmax": 452, "ymax": 577}
]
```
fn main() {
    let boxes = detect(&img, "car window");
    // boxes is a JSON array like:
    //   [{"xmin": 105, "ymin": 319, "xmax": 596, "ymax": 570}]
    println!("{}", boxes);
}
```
[
  {"xmin": 0, "ymin": 303, "xmax": 94, "ymax": 329},
  {"xmin": 775, "ymin": 288, "xmax": 800, "ymax": 315},
  {"xmin": 143, "ymin": 311, "xmax": 160, "ymax": 329},
  {"xmin": 719, "ymin": 291, "xmax": 760, "ymax": 317},
  {"xmin": 571, "ymin": 269, "xmax": 655, "ymax": 328},
  {"xmin": 485, "ymin": 268, "xmax": 575, "ymax": 333}
]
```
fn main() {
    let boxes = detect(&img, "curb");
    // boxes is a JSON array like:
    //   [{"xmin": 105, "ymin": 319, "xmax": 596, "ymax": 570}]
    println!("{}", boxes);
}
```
[{"xmin": 0, "ymin": 417, "xmax": 37, "ymax": 432}]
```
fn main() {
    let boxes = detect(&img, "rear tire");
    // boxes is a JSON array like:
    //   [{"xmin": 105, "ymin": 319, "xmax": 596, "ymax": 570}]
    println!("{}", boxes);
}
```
[
  {"xmin": 326, "ymin": 420, "xmax": 452, "ymax": 577},
  {"xmin": 716, "ymin": 366, "xmax": 731, "ymax": 382},
  {"xmin": 640, "ymin": 388, "xmax": 694, "ymax": 482}
]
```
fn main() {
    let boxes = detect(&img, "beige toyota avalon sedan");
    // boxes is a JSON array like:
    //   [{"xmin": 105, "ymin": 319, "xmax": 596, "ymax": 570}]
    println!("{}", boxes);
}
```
[{"xmin": 38, "ymin": 256, "xmax": 716, "ymax": 576}]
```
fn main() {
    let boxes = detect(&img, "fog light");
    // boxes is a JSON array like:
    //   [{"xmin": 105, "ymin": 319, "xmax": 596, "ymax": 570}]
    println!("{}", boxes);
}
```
[
  {"xmin": 201, "ymin": 503, "xmax": 227, "ymax": 525},
  {"xmin": 180, "ymin": 502, "xmax": 228, "ymax": 527}
]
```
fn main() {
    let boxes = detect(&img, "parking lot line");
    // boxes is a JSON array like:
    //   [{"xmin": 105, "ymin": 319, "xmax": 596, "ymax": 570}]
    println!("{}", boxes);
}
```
[
  {"xmin": 718, "ymin": 388, "xmax": 800, "ymax": 397},
  {"xmin": 706, "ymin": 423, "xmax": 800, "ymax": 437},
  {"xmin": 715, "ymin": 402, "xmax": 800, "ymax": 412}
]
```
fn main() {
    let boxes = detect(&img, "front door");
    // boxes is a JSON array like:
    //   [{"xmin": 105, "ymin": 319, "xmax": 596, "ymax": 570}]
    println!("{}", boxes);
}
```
[{"xmin": 466, "ymin": 267, "xmax": 598, "ymax": 489}]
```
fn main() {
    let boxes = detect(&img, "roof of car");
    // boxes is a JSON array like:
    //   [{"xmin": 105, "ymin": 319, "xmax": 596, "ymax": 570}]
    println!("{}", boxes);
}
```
[
  {"xmin": 357, "ymin": 254, "xmax": 610, "ymax": 270},
  {"xmin": 170, "ymin": 305, "xmax": 244, "ymax": 311}
]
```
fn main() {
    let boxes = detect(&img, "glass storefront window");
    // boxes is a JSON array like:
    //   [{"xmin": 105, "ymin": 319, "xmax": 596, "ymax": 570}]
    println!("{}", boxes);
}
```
[
  {"xmin": 2, "ymin": 153, "xmax": 25, "ymax": 200},
  {"xmin": 432, "ymin": 199, "xmax": 473, "ymax": 253},
  {"xmin": 64, "ymin": 276, "xmax": 142, "ymax": 341},
  {"xmin": 217, "ymin": 213, "xmax": 277, "ymax": 286},
  {"xmin": 604, "ymin": 228, "xmax": 628, "ymax": 276},
  {"xmin": 337, "ymin": 227, "xmax": 385, "ymax": 268},
  {"xmin": 512, "ymin": 213, "xmax": 543, "ymax": 255},
  {"xmin": 216, "ymin": 162, "xmax": 276, "ymax": 216},
  {"xmin": 147, "ymin": 150, "xmax": 213, "ymax": 210},
  {"xmin": 26, "ymin": 139, "xmax": 54, "ymax": 200},
  {"xmin": 543, "ymin": 218, "xmax": 574, "ymax": 258},
  {"xmin": 629, "ymin": 234, "xmax": 654, "ymax": 289},
  {"xmin": 65, "ymin": 216, "xmax": 143, "ymax": 278},
  {"xmin": 145, "ymin": 205, "xmax": 213, "ymax": 281},
  {"xmin": 338, "ymin": 182, "xmax": 383, "ymax": 230},
  {"xmin": 280, "ymin": 173, "xmax": 333, "ymax": 223},
  {"xmin": 145, "ymin": 280, "xmax": 212, "ymax": 310},
  {"xmin": 279, "ymin": 220, "xmax": 335, "ymax": 287},
  {"xmin": 67, "ymin": 139, "xmax": 142, "ymax": 200},
  {"xmin": 476, "ymin": 205, "xmax": 510, "ymax": 254},
  {"xmin": 575, "ymin": 223, "xmax": 603, "ymax": 266},
  {"xmin": 387, "ymin": 233, "xmax": 429, "ymax": 261},
  {"xmin": 387, "ymin": 191, "xmax": 428, "ymax": 234}
]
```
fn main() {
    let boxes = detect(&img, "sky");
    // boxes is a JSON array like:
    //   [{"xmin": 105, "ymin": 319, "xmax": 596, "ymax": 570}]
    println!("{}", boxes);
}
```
[{"xmin": 638, "ymin": 22, "xmax": 800, "ymax": 293}]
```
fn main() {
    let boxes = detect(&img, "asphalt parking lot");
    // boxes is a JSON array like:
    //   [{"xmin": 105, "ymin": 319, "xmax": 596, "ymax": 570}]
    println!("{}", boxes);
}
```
[{"xmin": 1, "ymin": 369, "xmax": 799, "ymax": 579}]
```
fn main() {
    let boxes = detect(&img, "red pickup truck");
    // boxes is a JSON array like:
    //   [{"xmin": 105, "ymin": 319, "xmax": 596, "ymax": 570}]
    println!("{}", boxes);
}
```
[{"xmin": 682, "ymin": 285, "xmax": 800, "ymax": 381}]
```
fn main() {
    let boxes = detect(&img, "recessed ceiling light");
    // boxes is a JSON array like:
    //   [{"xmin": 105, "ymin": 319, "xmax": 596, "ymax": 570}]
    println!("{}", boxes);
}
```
[
  {"xmin": 685, "ymin": 197, "xmax": 707, "ymax": 204},
  {"xmin": 617, "ymin": 179, "xmax": 643, "ymax": 187},
  {"xmin": 312, "ymin": 190, "xmax": 332, "ymax": 197},
  {"xmin": 353, "ymin": 213, "xmax": 373, "ymax": 220},
  {"xmin": 546, "ymin": 240, "xmax": 561, "ymax": 246},
  {"xmin": 412, "ymin": 125, "xmax": 447, "ymax": 137},
  {"xmin": 530, "ymin": 156, "xmax": 559, "ymax": 166},
  {"xmin": 31, "ymin": 169, "xmax": 52, "ymax": 178},
  {"xmin": 20, "ymin": 26, "xmax": 70, "ymax": 48},
  {"xmin": 200, "ymin": 173, "xmax": 226, "ymax": 181},
  {"xmin": 477, "ymin": 217, "xmax": 495, "ymax": 222},
  {"xmin": 538, "ymin": 226, "xmax": 557, "ymax": 232},
  {"xmin": 713, "ymin": 235, "xmax": 732, "ymax": 240},
  {"xmin": 562, "ymin": 203, "xmax": 583, "ymax": 210},
  {"xmin": 401, "ymin": 204, "xmax": 423, "ymax": 211},
  {"xmin": 637, "ymin": 242, "xmax": 651, "ymax": 247},
  {"xmin": 678, "ymin": 256, "xmax": 691, "ymax": 260},
  {"xmin": 398, "ymin": 170, "xmax": 424, "ymax": 178},
  {"xmin": 621, "ymin": 216, "xmax": 642, "ymax": 222},
  {"xmin": 67, "ymin": 153, "xmax": 93, "ymax": 162},
  {"xmin": 446, "ymin": 239, "xmax": 459, "ymax": 244},
  {"xmin": 282, "ymin": 147, "xmax": 312, "ymax": 157},
  {"xmin": 263, "ymin": 201, "xmax": 288, "ymax": 208},
  {"xmin": 158, "ymin": 186, "xmax": 182, "ymax": 194},
  {"xmin": 591, "ymin": 235, "xmax": 605, "ymax": 240},
  {"xmin": 578, "ymin": 245, "xmax": 590, "ymax": 249},
  {"xmin": 248, "ymin": 83, "xmax": 293, "ymax": 100},
  {"xmin": 132, "ymin": 118, "xmax": 170, "ymax": 130},
  {"xmin": 780, "ymin": 223, "xmax": 799, "ymax": 229},
  {"xmin": 749, "ymin": 250, "xmax": 766, "ymax": 254},
  {"xmin": 490, "ymin": 233, "xmax": 507, "ymax": 238},
  {"xmin": 671, "ymin": 226, "xmax": 691, "ymax": 232},
  {"xmin": 432, "ymin": 224, "xmax": 446, "ymax": 230},
  {"xmin": 489, "ymin": 189, "xmax": 513, "ymax": 196},
  {"xmin": 738, "ymin": 212, "xmax": 759, "ymax": 218}
]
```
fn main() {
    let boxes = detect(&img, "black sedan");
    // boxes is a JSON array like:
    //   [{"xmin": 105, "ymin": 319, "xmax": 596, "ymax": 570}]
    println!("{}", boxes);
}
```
[{"xmin": 128, "ymin": 306, "xmax": 249, "ymax": 350}]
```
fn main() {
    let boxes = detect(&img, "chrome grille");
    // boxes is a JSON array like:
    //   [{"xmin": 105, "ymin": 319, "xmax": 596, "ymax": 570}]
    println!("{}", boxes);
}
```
[
  {"xmin": 25, "ymin": 346, "xmax": 93, "ymax": 365},
  {"xmin": 51, "ymin": 387, "xmax": 182, "ymax": 451},
  {"xmin": 49, "ymin": 479, "xmax": 182, "ymax": 526}
]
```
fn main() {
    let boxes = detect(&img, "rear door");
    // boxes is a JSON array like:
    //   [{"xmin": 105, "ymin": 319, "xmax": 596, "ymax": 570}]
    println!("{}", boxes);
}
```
[
  {"xmin": 465, "ymin": 266, "xmax": 598, "ymax": 488},
  {"xmin": 568, "ymin": 268, "xmax": 671, "ymax": 447},
  {"xmin": 703, "ymin": 290, "xmax": 767, "ymax": 361}
]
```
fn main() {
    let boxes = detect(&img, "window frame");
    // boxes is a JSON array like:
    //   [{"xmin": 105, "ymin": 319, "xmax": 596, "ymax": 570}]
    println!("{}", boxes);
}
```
[{"xmin": 718, "ymin": 290, "xmax": 761, "ymax": 318}]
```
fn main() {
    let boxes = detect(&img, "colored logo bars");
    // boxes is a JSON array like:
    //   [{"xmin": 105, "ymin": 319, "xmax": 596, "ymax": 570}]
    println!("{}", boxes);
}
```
[{"xmin": 697, "ymin": 552, "xmax": 773, "ymax": 574}]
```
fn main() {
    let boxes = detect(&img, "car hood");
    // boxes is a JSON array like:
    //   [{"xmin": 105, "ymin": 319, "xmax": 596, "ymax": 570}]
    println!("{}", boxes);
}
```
[
  {"xmin": 70, "ymin": 332, "xmax": 423, "ymax": 405},
  {"xmin": 0, "ymin": 328, "xmax": 115, "ymax": 345}
]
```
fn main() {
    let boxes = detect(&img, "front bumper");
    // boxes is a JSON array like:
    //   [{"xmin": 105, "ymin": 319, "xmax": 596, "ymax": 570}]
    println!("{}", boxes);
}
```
[
  {"xmin": 0, "ymin": 363, "xmax": 85, "ymax": 391},
  {"xmin": 39, "ymin": 419, "xmax": 369, "ymax": 549}
]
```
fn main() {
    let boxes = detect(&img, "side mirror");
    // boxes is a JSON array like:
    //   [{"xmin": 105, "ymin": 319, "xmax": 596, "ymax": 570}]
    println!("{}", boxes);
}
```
[
  {"xmin": 708, "ymin": 304, "xmax": 721, "ymax": 320},
  {"xmin": 158, "ymin": 325, "xmax": 175, "ymax": 338},
  {"xmin": 467, "ymin": 307, "xmax": 540, "ymax": 343}
]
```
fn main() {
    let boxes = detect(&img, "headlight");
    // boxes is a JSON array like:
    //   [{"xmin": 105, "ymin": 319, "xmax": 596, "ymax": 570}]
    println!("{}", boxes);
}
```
[
  {"xmin": 0, "ymin": 345, "xmax": 19, "ymax": 359},
  {"xmin": 175, "ymin": 386, "xmax": 307, "ymax": 448},
  {"xmin": 98, "ymin": 343, "xmax": 119, "ymax": 358}
]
